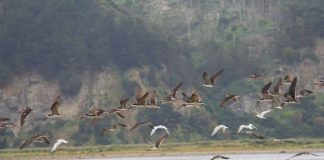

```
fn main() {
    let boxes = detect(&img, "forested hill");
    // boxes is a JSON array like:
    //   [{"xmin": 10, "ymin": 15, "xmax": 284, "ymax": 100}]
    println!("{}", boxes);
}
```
[{"xmin": 0, "ymin": 0, "xmax": 323, "ymax": 148}]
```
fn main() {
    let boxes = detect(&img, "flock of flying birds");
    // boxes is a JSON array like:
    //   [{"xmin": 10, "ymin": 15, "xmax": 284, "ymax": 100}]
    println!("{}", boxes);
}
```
[{"xmin": 0, "ymin": 69, "xmax": 323, "ymax": 160}]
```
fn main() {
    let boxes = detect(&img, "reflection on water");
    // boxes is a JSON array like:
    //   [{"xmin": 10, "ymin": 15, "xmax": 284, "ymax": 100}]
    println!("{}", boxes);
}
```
[{"xmin": 83, "ymin": 152, "xmax": 324, "ymax": 160}]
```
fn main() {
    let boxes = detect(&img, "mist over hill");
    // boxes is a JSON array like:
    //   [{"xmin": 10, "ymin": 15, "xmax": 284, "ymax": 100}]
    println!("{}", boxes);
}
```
[{"xmin": 0, "ymin": 0, "xmax": 323, "ymax": 148}]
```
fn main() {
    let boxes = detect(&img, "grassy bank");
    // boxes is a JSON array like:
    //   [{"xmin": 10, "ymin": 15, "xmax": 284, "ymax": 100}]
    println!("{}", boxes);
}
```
[{"xmin": 1, "ymin": 138, "xmax": 324, "ymax": 159}]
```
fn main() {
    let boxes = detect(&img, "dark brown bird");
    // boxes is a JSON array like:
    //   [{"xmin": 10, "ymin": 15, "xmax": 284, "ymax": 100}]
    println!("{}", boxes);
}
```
[
  {"xmin": 270, "ymin": 78, "xmax": 283, "ymax": 96},
  {"xmin": 286, "ymin": 151, "xmax": 319, "ymax": 160},
  {"xmin": 129, "ymin": 121, "xmax": 154, "ymax": 131},
  {"xmin": 150, "ymin": 134, "xmax": 169, "ymax": 150},
  {"xmin": 259, "ymin": 82, "xmax": 273, "ymax": 102},
  {"xmin": 133, "ymin": 84, "xmax": 150, "ymax": 106},
  {"xmin": 182, "ymin": 92, "xmax": 202, "ymax": 103},
  {"xmin": 20, "ymin": 106, "xmax": 33, "ymax": 127},
  {"xmin": 118, "ymin": 97, "xmax": 131, "ymax": 110},
  {"xmin": 220, "ymin": 95, "xmax": 240, "ymax": 108},
  {"xmin": 162, "ymin": 82, "xmax": 183, "ymax": 103},
  {"xmin": 20, "ymin": 133, "xmax": 50, "ymax": 150},
  {"xmin": 284, "ymin": 77, "xmax": 298, "ymax": 103},
  {"xmin": 101, "ymin": 125, "xmax": 117, "ymax": 136},
  {"xmin": 202, "ymin": 69, "xmax": 224, "ymax": 87},
  {"xmin": 48, "ymin": 96, "xmax": 61, "ymax": 116},
  {"xmin": 210, "ymin": 155, "xmax": 230, "ymax": 159}
]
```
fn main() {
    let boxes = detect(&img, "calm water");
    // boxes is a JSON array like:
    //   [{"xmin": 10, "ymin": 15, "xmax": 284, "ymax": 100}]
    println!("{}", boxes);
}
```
[{"xmin": 83, "ymin": 152, "xmax": 324, "ymax": 160}]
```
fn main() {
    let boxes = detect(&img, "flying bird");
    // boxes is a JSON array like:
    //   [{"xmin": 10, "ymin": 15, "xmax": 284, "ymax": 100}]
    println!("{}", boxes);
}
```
[
  {"xmin": 20, "ymin": 106, "xmax": 33, "ymax": 127},
  {"xmin": 132, "ymin": 84, "xmax": 149, "ymax": 107},
  {"xmin": 249, "ymin": 73, "xmax": 266, "ymax": 80},
  {"xmin": 220, "ymin": 95, "xmax": 240, "ymax": 108},
  {"xmin": 211, "ymin": 125, "xmax": 228, "ymax": 136},
  {"xmin": 284, "ymin": 77, "xmax": 298, "ymax": 103},
  {"xmin": 259, "ymin": 82, "xmax": 273, "ymax": 102},
  {"xmin": 101, "ymin": 125, "xmax": 118, "ymax": 136},
  {"xmin": 286, "ymin": 151, "xmax": 320, "ymax": 160},
  {"xmin": 202, "ymin": 69, "xmax": 224, "ymax": 87},
  {"xmin": 118, "ymin": 97, "xmax": 131, "ymax": 110},
  {"xmin": 162, "ymin": 82, "xmax": 183, "ymax": 103},
  {"xmin": 150, "ymin": 125, "xmax": 170, "ymax": 136},
  {"xmin": 48, "ymin": 96, "xmax": 61, "ymax": 117},
  {"xmin": 210, "ymin": 155, "xmax": 230, "ymax": 159},
  {"xmin": 20, "ymin": 133, "xmax": 50, "ymax": 150},
  {"xmin": 130, "ymin": 121, "xmax": 153, "ymax": 131},
  {"xmin": 255, "ymin": 109, "xmax": 273, "ymax": 119},
  {"xmin": 178, "ymin": 92, "xmax": 204, "ymax": 109},
  {"xmin": 150, "ymin": 134, "xmax": 169, "ymax": 150},
  {"xmin": 107, "ymin": 109, "xmax": 125, "ymax": 119},
  {"xmin": 237, "ymin": 124, "xmax": 257, "ymax": 133},
  {"xmin": 147, "ymin": 91, "xmax": 160, "ymax": 108},
  {"xmin": 270, "ymin": 78, "xmax": 283, "ymax": 96},
  {"xmin": 51, "ymin": 139, "xmax": 68, "ymax": 152},
  {"xmin": 81, "ymin": 107, "xmax": 106, "ymax": 119}
]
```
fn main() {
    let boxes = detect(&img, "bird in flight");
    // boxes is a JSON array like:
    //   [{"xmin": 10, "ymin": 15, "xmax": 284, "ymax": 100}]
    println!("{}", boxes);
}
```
[
  {"xmin": 162, "ymin": 82, "xmax": 183, "ymax": 103},
  {"xmin": 237, "ymin": 124, "xmax": 257, "ymax": 133},
  {"xmin": 286, "ymin": 151, "xmax": 320, "ymax": 160},
  {"xmin": 20, "ymin": 133, "xmax": 50, "ymax": 150},
  {"xmin": 259, "ymin": 82, "xmax": 273, "ymax": 102},
  {"xmin": 118, "ymin": 97, "xmax": 131, "ymax": 110},
  {"xmin": 210, "ymin": 155, "xmax": 230, "ymax": 159},
  {"xmin": 255, "ymin": 109, "xmax": 273, "ymax": 119},
  {"xmin": 249, "ymin": 73, "xmax": 267, "ymax": 80},
  {"xmin": 220, "ymin": 95, "xmax": 240, "ymax": 108},
  {"xmin": 202, "ymin": 69, "xmax": 224, "ymax": 87},
  {"xmin": 211, "ymin": 125, "xmax": 228, "ymax": 136},
  {"xmin": 132, "ymin": 84, "xmax": 150, "ymax": 107},
  {"xmin": 19, "ymin": 106, "xmax": 33, "ymax": 127},
  {"xmin": 129, "ymin": 121, "xmax": 153, "ymax": 131},
  {"xmin": 51, "ymin": 139, "xmax": 68, "ymax": 152},
  {"xmin": 146, "ymin": 90, "xmax": 160, "ymax": 108},
  {"xmin": 150, "ymin": 125, "xmax": 170, "ymax": 136},
  {"xmin": 284, "ymin": 77, "xmax": 298, "ymax": 103}
]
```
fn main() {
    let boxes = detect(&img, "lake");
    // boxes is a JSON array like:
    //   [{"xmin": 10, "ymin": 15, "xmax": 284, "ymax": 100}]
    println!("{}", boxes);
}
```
[{"xmin": 83, "ymin": 152, "xmax": 324, "ymax": 160}]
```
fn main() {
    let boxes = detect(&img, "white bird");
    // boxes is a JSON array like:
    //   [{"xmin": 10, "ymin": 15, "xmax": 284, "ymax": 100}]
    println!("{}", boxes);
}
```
[
  {"xmin": 51, "ymin": 139, "xmax": 68, "ymax": 152},
  {"xmin": 211, "ymin": 125, "xmax": 228, "ymax": 136},
  {"xmin": 237, "ymin": 124, "xmax": 257, "ymax": 133},
  {"xmin": 150, "ymin": 125, "xmax": 170, "ymax": 136},
  {"xmin": 255, "ymin": 109, "xmax": 273, "ymax": 119}
]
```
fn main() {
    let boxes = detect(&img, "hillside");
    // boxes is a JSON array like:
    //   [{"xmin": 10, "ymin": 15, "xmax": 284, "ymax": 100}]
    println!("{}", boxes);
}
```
[{"xmin": 0, "ymin": 0, "xmax": 323, "ymax": 149}]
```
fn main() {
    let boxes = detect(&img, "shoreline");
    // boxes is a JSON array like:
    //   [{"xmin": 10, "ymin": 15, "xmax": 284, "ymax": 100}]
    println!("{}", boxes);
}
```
[{"xmin": 1, "ymin": 139, "xmax": 324, "ymax": 159}]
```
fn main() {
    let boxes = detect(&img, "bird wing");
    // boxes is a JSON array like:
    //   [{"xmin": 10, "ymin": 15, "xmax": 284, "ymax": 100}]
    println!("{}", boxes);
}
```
[
  {"xmin": 171, "ymin": 82, "xmax": 183, "ymax": 98},
  {"xmin": 220, "ymin": 95, "xmax": 235, "ymax": 108},
  {"xmin": 288, "ymin": 77, "xmax": 297, "ymax": 100},
  {"xmin": 20, "ymin": 139, "xmax": 32, "ymax": 150},
  {"xmin": 50, "ymin": 101, "xmax": 60, "ymax": 115},
  {"xmin": 190, "ymin": 92, "xmax": 201, "ymax": 103},
  {"xmin": 182, "ymin": 92, "xmax": 191, "ymax": 102},
  {"xmin": 119, "ymin": 97, "xmax": 128, "ymax": 108},
  {"xmin": 130, "ymin": 122, "xmax": 142, "ymax": 131},
  {"xmin": 41, "ymin": 136, "xmax": 50, "ymax": 144},
  {"xmin": 150, "ymin": 127, "xmax": 157, "ymax": 136},
  {"xmin": 261, "ymin": 82, "xmax": 272, "ymax": 95},
  {"xmin": 135, "ymin": 84, "xmax": 143, "ymax": 101},
  {"xmin": 210, "ymin": 69, "xmax": 224, "ymax": 84},
  {"xmin": 203, "ymin": 72, "xmax": 212, "ymax": 85},
  {"xmin": 137, "ymin": 92, "xmax": 149, "ymax": 105},
  {"xmin": 273, "ymin": 78, "xmax": 282, "ymax": 94},
  {"xmin": 115, "ymin": 112, "xmax": 125, "ymax": 118},
  {"xmin": 237, "ymin": 125, "xmax": 246, "ymax": 133},
  {"xmin": 260, "ymin": 109, "xmax": 272, "ymax": 117},
  {"xmin": 51, "ymin": 141, "xmax": 62, "ymax": 152},
  {"xmin": 154, "ymin": 134, "xmax": 168, "ymax": 148},
  {"xmin": 117, "ymin": 123, "xmax": 127, "ymax": 128},
  {"xmin": 211, "ymin": 125, "xmax": 222, "ymax": 136}
]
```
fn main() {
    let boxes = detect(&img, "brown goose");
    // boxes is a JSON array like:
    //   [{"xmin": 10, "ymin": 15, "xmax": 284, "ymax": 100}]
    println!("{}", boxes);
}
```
[
  {"xmin": 80, "ymin": 106, "xmax": 106, "ymax": 120},
  {"xmin": 129, "ymin": 121, "xmax": 154, "ymax": 131},
  {"xmin": 48, "ymin": 96, "xmax": 61, "ymax": 117},
  {"xmin": 132, "ymin": 84, "xmax": 149, "ymax": 107},
  {"xmin": 284, "ymin": 77, "xmax": 298, "ymax": 103},
  {"xmin": 20, "ymin": 133, "xmax": 50, "ymax": 150},
  {"xmin": 178, "ymin": 92, "xmax": 204, "ymax": 109},
  {"xmin": 150, "ymin": 134, "xmax": 169, "ymax": 150},
  {"xmin": 259, "ymin": 82, "xmax": 273, "ymax": 102},
  {"xmin": 286, "ymin": 151, "xmax": 320, "ymax": 160},
  {"xmin": 202, "ymin": 69, "xmax": 224, "ymax": 87},
  {"xmin": 219, "ymin": 95, "xmax": 240, "ymax": 108},
  {"xmin": 270, "ymin": 78, "xmax": 283, "ymax": 96},
  {"xmin": 118, "ymin": 97, "xmax": 131, "ymax": 110},
  {"xmin": 20, "ymin": 106, "xmax": 33, "ymax": 127},
  {"xmin": 210, "ymin": 155, "xmax": 230, "ymax": 159},
  {"xmin": 162, "ymin": 82, "xmax": 183, "ymax": 103}
]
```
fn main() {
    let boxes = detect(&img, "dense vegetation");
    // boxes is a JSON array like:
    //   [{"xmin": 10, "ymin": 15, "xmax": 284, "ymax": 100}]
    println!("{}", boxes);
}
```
[{"xmin": 0, "ymin": 0, "xmax": 323, "ymax": 149}]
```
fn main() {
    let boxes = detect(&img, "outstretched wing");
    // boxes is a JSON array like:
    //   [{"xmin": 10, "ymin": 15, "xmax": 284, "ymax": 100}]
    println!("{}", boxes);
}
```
[
  {"xmin": 220, "ymin": 95, "xmax": 235, "ymax": 108},
  {"xmin": 170, "ymin": 82, "xmax": 183, "ymax": 98},
  {"xmin": 137, "ymin": 92, "xmax": 149, "ymax": 105},
  {"xmin": 261, "ymin": 82, "xmax": 272, "ymax": 95},
  {"xmin": 210, "ymin": 69, "xmax": 224, "ymax": 84},
  {"xmin": 288, "ymin": 77, "xmax": 297, "ymax": 100},
  {"xmin": 50, "ymin": 101, "xmax": 60, "ymax": 115},
  {"xmin": 203, "ymin": 72, "xmax": 212, "ymax": 85}
]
